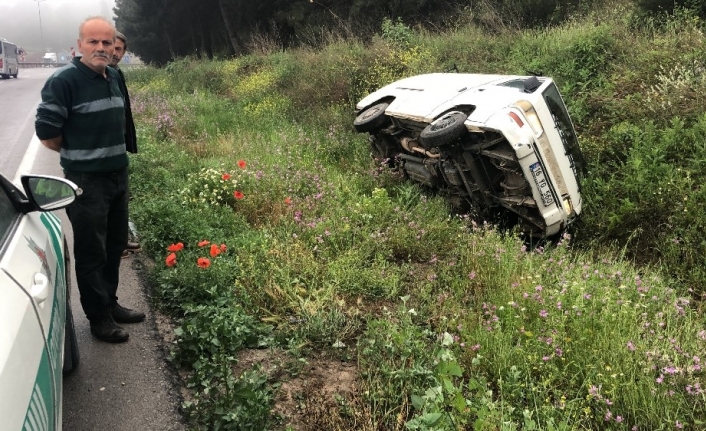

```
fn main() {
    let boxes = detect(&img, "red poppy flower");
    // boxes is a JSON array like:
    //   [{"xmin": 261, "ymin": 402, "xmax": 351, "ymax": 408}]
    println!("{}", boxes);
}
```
[
  {"xmin": 284, "ymin": 197, "xmax": 292, "ymax": 205},
  {"xmin": 165, "ymin": 253, "xmax": 177, "ymax": 267},
  {"xmin": 167, "ymin": 242, "xmax": 184, "ymax": 252},
  {"xmin": 198, "ymin": 240, "xmax": 210, "ymax": 247},
  {"xmin": 222, "ymin": 173, "xmax": 231, "ymax": 181},
  {"xmin": 234, "ymin": 191, "xmax": 244, "ymax": 200},
  {"xmin": 197, "ymin": 257, "xmax": 211, "ymax": 268},
  {"xmin": 220, "ymin": 243, "xmax": 227, "ymax": 252},
  {"xmin": 237, "ymin": 159, "xmax": 246, "ymax": 169},
  {"xmin": 210, "ymin": 244, "xmax": 221, "ymax": 258}
]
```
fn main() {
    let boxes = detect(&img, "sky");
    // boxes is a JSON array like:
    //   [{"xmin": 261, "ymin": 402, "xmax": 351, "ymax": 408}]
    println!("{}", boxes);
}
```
[{"xmin": 0, "ymin": 0, "xmax": 117, "ymax": 55}]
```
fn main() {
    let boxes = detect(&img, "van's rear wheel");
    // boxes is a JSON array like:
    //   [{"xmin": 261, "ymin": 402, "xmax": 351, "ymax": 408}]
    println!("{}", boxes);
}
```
[{"xmin": 419, "ymin": 111, "xmax": 468, "ymax": 148}]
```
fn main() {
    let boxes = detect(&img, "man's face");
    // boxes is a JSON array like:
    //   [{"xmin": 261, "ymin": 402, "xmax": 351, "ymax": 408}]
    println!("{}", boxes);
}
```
[
  {"xmin": 111, "ymin": 39, "xmax": 125, "ymax": 67},
  {"xmin": 77, "ymin": 19, "xmax": 115, "ymax": 73}
]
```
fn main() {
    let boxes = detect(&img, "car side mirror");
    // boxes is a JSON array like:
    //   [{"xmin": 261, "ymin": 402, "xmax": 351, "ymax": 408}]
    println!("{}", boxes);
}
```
[{"xmin": 21, "ymin": 175, "xmax": 81, "ymax": 211}]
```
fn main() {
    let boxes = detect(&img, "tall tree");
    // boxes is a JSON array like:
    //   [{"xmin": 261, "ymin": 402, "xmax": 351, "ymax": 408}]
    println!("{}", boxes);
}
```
[
  {"xmin": 116, "ymin": 0, "xmax": 592, "ymax": 65},
  {"xmin": 218, "ymin": 0, "xmax": 245, "ymax": 55}
]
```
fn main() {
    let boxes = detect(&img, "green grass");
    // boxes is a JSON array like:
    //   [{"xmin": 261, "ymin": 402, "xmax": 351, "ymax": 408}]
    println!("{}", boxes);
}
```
[{"xmin": 125, "ymin": 3, "xmax": 706, "ymax": 429}]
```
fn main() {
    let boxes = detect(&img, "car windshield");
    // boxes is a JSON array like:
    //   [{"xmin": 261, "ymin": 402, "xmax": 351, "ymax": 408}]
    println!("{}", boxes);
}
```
[{"xmin": 542, "ymin": 83, "xmax": 586, "ymax": 179}]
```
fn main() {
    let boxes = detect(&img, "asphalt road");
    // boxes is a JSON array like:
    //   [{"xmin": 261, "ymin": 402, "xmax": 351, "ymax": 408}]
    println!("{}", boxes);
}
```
[{"xmin": 1, "ymin": 67, "xmax": 186, "ymax": 431}]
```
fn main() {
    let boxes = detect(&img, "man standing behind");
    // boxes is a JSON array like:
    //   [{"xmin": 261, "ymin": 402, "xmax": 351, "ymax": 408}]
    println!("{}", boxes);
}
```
[
  {"xmin": 35, "ymin": 16, "xmax": 145, "ymax": 343},
  {"xmin": 111, "ymin": 31, "xmax": 140, "ymax": 257}
]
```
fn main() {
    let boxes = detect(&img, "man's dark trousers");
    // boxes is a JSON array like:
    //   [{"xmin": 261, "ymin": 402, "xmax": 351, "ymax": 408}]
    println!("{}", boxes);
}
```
[{"xmin": 65, "ymin": 168, "xmax": 129, "ymax": 321}]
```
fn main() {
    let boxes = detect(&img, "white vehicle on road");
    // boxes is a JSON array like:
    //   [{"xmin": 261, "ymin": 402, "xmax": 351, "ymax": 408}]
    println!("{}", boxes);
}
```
[
  {"xmin": 354, "ymin": 73, "xmax": 586, "ymax": 237},
  {"xmin": 42, "ymin": 52, "xmax": 58, "ymax": 67},
  {"xmin": 0, "ymin": 172, "xmax": 80, "ymax": 430},
  {"xmin": 0, "ymin": 39, "xmax": 20, "ymax": 79}
]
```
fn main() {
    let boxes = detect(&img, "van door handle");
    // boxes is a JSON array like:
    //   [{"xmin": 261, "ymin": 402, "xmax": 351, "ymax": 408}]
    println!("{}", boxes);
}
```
[{"xmin": 30, "ymin": 273, "xmax": 50, "ymax": 304}]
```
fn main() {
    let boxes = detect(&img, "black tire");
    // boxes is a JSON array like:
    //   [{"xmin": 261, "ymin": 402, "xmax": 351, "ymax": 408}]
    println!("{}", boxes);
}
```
[
  {"xmin": 354, "ymin": 102, "xmax": 390, "ymax": 133},
  {"xmin": 63, "ymin": 243, "xmax": 80, "ymax": 375},
  {"xmin": 419, "ymin": 111, "xmax": 468, "ymax": 148}
]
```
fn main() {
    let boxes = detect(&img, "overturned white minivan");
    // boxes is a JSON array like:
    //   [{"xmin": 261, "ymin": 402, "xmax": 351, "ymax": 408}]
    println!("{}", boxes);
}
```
[{"xmin": 354, "ymin": 73, "xmax": 586, "ymax": 237}]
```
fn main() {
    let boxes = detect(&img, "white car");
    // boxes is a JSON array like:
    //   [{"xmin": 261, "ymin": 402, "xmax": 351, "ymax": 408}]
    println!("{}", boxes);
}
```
[
  {"xmin": 0, "ymin": 173, "xmax": 80, "ymax": 430},
  {"xmin": 354, "ymin": 73, "xmax": 586, "ymax": 237},
  {"xmin": 42, "ymin": 52, "xmax": 58, "ymax": 66}
]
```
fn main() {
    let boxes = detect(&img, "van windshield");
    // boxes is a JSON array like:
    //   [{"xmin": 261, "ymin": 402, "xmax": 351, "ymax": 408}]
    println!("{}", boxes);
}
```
[{"xmin": 542, "ymin": 83, "xmax": 586, "ymax": 180}]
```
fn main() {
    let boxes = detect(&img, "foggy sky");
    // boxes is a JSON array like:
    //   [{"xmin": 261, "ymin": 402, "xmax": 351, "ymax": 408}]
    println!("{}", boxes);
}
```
[{"xmin": 0, "ymin": 0, "xmax": 117, "ymax": 54}]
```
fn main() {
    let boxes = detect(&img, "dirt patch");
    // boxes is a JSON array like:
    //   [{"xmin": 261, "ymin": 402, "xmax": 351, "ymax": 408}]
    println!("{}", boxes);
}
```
[{"xmin": 235, "ymin": 349, "xmax": 363, "ymax": 430}]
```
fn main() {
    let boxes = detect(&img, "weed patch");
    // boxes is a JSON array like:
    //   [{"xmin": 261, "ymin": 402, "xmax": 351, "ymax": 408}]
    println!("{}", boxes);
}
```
[{"xmin": 127, "ymin": 5, "xmax": 706, "ymax": 429}]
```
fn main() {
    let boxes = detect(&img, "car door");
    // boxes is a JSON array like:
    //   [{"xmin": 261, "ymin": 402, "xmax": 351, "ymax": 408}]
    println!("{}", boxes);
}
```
[{"xmin": 0, "ymin": 182, "xmax": 62, "ymax": 430}]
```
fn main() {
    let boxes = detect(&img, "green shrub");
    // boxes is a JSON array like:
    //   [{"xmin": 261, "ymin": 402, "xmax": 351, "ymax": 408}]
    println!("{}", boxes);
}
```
[
  {"xmin": 173, "ymin": 301, "xmax": 271, "ymax": 367},
  {"xmin": 183, "ymin": 359, "xmax": 273, "ymax": 431},
  {"xmin": 635, "ymin": 0, "xmax": 706, "ymax": 17},
  {"xmin": 582, "ymin": 115, "xmax": 706, "ymax": 290},
  {"xmin": 357, "ymin": 298, "xmax": 438, "ymax": 428}
]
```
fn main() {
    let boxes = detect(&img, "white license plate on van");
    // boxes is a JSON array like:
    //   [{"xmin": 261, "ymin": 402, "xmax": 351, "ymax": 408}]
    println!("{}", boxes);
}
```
[{"xmin": 530, "ymin": 162, "xmax": 554, "ymax": 207}]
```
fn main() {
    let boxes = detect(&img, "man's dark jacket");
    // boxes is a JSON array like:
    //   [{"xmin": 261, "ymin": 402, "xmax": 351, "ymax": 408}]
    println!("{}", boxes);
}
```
[{"xmin": 116, "ymin": 67, "xmax": 137, "ymax": 153}]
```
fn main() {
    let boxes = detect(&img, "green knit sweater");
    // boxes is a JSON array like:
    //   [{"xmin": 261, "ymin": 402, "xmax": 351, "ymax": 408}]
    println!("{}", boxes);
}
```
[{"xmin": 35, "ymin": 57, "xmax": 128, "ymax": 173}]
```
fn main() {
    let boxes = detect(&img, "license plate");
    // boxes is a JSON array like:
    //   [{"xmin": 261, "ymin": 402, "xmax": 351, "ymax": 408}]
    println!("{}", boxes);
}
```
[{"xmin": 530, "ymin": 162, "xmax": 554, "ymax": 206}]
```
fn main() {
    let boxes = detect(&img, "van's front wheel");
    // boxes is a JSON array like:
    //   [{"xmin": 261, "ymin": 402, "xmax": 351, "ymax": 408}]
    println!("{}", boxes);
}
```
[{"xmin": 354, "ymin": 102, "xmax": 390, "ymax": 133}]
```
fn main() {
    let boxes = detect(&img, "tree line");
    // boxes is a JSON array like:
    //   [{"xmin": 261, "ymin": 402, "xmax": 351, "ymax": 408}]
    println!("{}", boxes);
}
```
[{"xmin": 114, "ymin": 0, "xmax": 706, "ymax": 65}]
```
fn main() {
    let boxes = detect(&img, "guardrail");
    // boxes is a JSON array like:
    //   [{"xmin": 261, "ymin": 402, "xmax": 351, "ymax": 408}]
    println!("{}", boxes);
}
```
[
  {"xmin": 18, "ymin": 62, "xmax": 143, "ymax": 69},
  {"xmin": 19, "ymin": 62, "xmax": 67, "ymax": 68}
]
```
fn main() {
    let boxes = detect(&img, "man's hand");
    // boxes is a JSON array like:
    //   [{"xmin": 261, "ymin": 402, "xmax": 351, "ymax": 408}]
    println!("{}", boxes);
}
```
[{"xmin": 40, "ymin": 137, "xmax": 62, "ymax": 152}]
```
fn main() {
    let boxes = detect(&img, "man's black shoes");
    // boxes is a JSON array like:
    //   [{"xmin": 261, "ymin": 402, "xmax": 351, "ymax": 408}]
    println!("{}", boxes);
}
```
[
  {"xmin": 89, "ymin": 305, "xmax": 144, "ymax": 343},
  {"xmin": 122, "ymin": 241, "xmax": 140, "ymax": 259},
  {"xmin": 111, "ymin": 303, "xmax": 146, "ymax": 323},
  {"xmin": 90, "ymin": 315, "xmax": 129, "ymax": 343}
]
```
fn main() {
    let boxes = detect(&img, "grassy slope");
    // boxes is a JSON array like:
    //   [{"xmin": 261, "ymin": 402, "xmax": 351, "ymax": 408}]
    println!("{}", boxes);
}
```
[{"xmin": 125, "ymin": 3, "xmax": 706, "ymax": 430}]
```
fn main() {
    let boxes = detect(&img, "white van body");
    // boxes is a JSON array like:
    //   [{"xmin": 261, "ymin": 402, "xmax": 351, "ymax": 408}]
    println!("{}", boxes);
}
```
[
  {"xmin": 0, "ymin": 40, "xmax": 19, "ymax": 79},
  {"xmin": 354, "ymin": 73, "xmax": 587, "ymax": 237}
]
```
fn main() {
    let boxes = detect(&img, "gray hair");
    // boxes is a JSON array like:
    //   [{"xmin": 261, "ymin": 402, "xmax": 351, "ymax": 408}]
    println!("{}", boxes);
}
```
[{"xmin": 115, "ymin": 31, "xmax": 127, "ymax": 50}]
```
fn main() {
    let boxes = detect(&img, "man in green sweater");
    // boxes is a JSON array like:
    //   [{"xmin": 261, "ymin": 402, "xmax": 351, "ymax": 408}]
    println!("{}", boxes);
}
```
[{"xmin": 35, "ymin": 16, "xmax": 144, "ymax": 343}]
